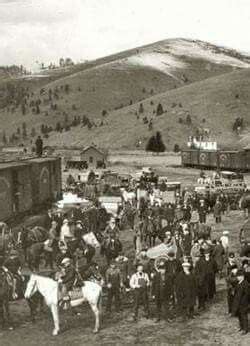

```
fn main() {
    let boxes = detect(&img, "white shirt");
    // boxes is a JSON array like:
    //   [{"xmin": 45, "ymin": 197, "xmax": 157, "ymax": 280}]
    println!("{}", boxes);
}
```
[
  {"xmin": 60, "ymin": 224, "xmax": 73, "ymax": 241},
  {"xmin": 129, "ymin": 272, "xmax": 150, "ymax": 289}
]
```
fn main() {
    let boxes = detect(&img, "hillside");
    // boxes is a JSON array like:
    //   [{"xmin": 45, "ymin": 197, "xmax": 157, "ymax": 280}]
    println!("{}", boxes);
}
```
[
  {"xmin": 45, "ymin": 68, "xmax": 250, "ymax": 150},
  {"xmin": 0, "ymin": 38, "xmax": 250, "ymax": 149}
]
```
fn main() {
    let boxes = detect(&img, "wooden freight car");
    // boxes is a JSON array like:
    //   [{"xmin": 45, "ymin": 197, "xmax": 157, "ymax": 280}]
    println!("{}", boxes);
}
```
[
  {"xmin": 0, "ymin": 157, "xmax": 61, "ymax": 221},
  {"xmin": 181, "ymin": 148, "xmax": 249, "ymax": 171}
]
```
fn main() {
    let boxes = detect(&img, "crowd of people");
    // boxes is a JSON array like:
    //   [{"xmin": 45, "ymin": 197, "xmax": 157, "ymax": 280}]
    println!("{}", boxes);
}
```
[{"xmin": 1, "ymin": 170, "xmax": 250, "ymax": 336}]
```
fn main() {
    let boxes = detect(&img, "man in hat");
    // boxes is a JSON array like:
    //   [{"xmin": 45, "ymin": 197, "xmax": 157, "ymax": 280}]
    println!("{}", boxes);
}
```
[
  {"xmin": 176, "ymin": 262, "xmax": 197, "ymax": 320},
  {"xmin": 72, "ymin": 203, "xmax": 83, "ymax": 223},
  {"xmin": 152, "ymin": 261, "xmax": 172, "ymax": 322},
  {"xmin": 105, "ymin": 261, "xmax": 123, "ymax": 314},
  {"xmin": 225, "ymin": 252, "xmax": 237, "ymax": 276},
  {"xmin": 232, "ymin": 269, "xmax": 250, "ymax": 335},
  {"xmin": 130, "ymin": 264, "xmax": 150, "ymax": 321},
  {"xmin": 198, "ymin": 199, "xmax": 207, "ymax": 224},
  {"xmin": 204, "ymin": 250, "xmax": 218, "ymax": 300},
  {"xmin": 194, "ymin": 249, "xmax": 208, "ymax": 311},
  {"xmin": 226, "ymin": 264, "xmax": 238, "ymax": 314},
  {"xmin": 104, "ymin": 217, "xmax": 120, "ymax": 239},
  {"xmin": 164, "ymin": 249, "xmax": 182, "ymax": 317},
  {"xmin": 59, "ymin": 257, "xmax": 77, "ymax": 299}
]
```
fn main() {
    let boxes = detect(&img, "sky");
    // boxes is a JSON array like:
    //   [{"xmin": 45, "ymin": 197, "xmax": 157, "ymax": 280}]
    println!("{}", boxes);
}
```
[{"xmin": 1, "ymin": 0, "xmax": 250, "ymax": 70}]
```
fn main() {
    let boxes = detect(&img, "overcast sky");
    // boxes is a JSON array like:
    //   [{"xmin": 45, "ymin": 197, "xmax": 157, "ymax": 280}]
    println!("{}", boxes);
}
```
[{"xmin": 1, "ymin": 0, "xmax": 250, "ymax": 69}]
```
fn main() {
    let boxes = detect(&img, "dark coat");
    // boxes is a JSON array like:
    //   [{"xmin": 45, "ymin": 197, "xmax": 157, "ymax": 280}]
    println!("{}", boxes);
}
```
[
  {"xmin": 194, "ymin": 257, "xmax": 207, "ymax": 289},
  {"xmin": 232, "ymin": 279, "xmax": 250, "ymax": 315},
  {"xmin": 176, "ymin": 271, "xmax": 197, "ymax": 308},
  {"xmin": 165, "ymin": 259, "xmax": 182, "ymax": 294},
  {"xmin": 152, "ymin": 271, "xmax": 170, "ymax": 300}
]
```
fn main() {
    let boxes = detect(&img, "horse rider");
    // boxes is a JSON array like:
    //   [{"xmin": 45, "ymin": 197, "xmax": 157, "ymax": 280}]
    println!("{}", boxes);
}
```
[
  {"xmin": 2, "ymin": 249, "xmax": 22, "ymax": 299},
  {"xmin": 58, "ymin": 257, "xmax": 77, "ymax": 302}
]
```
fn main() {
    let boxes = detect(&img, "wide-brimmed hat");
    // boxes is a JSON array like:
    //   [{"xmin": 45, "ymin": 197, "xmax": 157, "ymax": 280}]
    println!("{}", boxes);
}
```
[{"xmin": 61, "ymin": 258, "xmax": 71, "ymax": 266}]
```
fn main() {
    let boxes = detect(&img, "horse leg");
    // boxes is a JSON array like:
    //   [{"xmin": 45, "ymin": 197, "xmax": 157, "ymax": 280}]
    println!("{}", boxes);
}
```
[
  {"xmin": 3, "ymin": 299, "xmax": 13, "ymax": 329},
  {"xmin": 27, "ymin": 298, "xmax": 36, "ymax": 323},
  {"xmin": 50, "ymin": 304, "xmax": 60, "ymax": 336},
  {"xmin": 90, "ymin": 303, "xmax": 100, "ymax": 333}
]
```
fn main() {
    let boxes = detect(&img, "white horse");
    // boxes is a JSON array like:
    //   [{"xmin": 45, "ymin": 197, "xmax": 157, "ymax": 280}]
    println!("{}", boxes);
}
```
[
  {"xmin": 25, "ymin": 274, "xmax": 102, "ymax": 336},
  {"xmin": 120, "ymin": 188, "xmax": 136, "ymax": 205}
]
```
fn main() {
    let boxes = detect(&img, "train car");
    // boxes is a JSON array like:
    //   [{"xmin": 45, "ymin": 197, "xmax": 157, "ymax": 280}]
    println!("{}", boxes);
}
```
[
  {"xmin": 198, "ymin": 150, "xmax": 211, "ymax": 168},
  {"xmin": 29, "ymin": 157, "xmax": 62, "ymax": 207},
  {"xmin": 181, "ymin": 150, "xmax": 191, "ymax": 167},
  {"xmin": 182, "ymin": 148, "xmax": 250, "ymax": 172},
  {"xmin": 0, "ymin": 161, "xmax": 33, "ymax": 220},
  {"xmin": 190, "ymin": 150, "xmax": 199, "ymax": 167},
  {"xmin": 244, "ymin": 149, "xmax": 250, "ymax": 171},
  {"xmin": 0, "ymin": 157, "xmax": 61, "ymax": 221}
]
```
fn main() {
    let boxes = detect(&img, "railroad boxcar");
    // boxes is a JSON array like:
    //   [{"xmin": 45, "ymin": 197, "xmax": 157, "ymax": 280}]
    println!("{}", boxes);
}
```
[
  {"xmin": 181, "ymin": 150, "xmax": 192, "ymax": 167},
  {"xmin": 0, "ymin": 157, "xmax": 61, "ymax": 221},
  {"xmin": 29, "ymin": 157, "xmax": 62, "ymax": 207},
  {"xmin": 198, "ymin": 150, "xmax": 211, "ymax": 168},
  {"xmin": 190, "ymin": 150, "xmax": 199, "ymax": 167},
  {"xmin": 0, "ymin": 161, "xmax": 33, "ymax": 221}
]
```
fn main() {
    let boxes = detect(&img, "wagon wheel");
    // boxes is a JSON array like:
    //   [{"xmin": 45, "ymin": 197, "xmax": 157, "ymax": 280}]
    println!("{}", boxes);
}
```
[{"xmin": 154, "ymin": 255, "xmax": 169, "ymax": 272}]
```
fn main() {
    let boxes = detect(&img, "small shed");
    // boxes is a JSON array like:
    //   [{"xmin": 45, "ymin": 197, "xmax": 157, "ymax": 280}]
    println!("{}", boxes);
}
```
[{"xmin": 80, "ymin": 146, "xmax": 107, "ymax": 168}]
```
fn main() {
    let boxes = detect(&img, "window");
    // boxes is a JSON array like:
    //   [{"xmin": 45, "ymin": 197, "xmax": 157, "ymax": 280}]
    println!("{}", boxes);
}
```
[{"xmin": 89, "ymin": 156, "xmax": 93, "ymax": 163}]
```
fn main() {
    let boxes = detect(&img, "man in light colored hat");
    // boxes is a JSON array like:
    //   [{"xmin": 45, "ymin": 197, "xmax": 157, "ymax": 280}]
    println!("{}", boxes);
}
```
[{"xmin": 59, "ymin": 257, "xmax": 77, "ymax": 299}]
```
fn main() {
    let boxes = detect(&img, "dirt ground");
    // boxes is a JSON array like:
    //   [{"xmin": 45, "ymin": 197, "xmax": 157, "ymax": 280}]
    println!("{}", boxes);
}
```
[{"xmin": 2, "ymin": 155, "xmax": 250, "ymax": 346}]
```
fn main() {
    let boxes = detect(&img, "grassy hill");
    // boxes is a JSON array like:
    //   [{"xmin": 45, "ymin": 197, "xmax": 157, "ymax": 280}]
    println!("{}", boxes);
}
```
[
  {"xmin": 45, "ymin": 69, "xmax": 250, "ymax": 150},
  {"xmin": 0, "ymin": 38, "xmax": 250, "ymax": 149}
]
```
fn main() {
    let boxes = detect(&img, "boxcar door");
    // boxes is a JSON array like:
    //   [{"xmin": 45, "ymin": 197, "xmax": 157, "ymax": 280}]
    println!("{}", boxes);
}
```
[{"xmin": 39, "ymin": 167, "xmax": 51, "ymax": 202}]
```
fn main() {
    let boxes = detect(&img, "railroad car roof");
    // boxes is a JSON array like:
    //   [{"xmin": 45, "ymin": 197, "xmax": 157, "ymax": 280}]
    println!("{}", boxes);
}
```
[
  {"xmin": 0, "ymin": 161, "xmax": 29, "ymax": 170},
  {"xmin": 27, "ymin": 157, "xmax": 60, "ymax": 163}
]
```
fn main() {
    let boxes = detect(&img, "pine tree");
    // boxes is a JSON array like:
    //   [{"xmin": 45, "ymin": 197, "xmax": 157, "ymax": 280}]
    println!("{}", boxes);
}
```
[
  {"xmin": 146, "ymin": 135, "xmax": 156, "ymax": 151},
  {"xmin": 156, "ymin": 103, "xmax": 164, "ymax": 116},
  {"xmin": 139, "ymin": 103, "xmax": 144, "ymax": 114},
  {"xmin": 155, "ymin": 131, "xmax": 166, "ymax": 153}
]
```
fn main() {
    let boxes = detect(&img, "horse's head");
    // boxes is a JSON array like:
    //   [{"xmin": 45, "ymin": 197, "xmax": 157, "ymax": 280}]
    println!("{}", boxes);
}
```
[
  {"xmin": 82, "ymin": 232, "xmax": 100, "ymax": 248},
  {"xmin": 24, "ymin": 274, "xmax": 38, "ymax": 299}
]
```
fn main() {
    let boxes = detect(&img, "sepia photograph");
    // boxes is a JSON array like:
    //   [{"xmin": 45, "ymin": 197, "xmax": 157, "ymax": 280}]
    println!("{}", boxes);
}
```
[{"xmin": 0, "ymin": 0, "xmax": 250, "ymax": 345}]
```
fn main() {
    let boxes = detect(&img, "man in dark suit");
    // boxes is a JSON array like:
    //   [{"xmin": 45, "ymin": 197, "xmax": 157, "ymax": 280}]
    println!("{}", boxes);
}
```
[
  {"xmin": 232, "ymin": 269, "xmax": 250, "ymax": 335},
  {"xmin": 194, "ymin": 249, "xmax": 208, "ymax": 311},
  {"xmin": 176, "ymin": 262, "xmax": 197, "ymax": 320},
  {"xmin": 152, "ymin": 262, "xmax": 172, "ymax": 322}
]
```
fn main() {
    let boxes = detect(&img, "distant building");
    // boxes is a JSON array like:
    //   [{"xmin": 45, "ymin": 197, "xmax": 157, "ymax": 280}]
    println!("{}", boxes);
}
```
[
  {"xmin": 80, "ymin": 146, "xmax": 107, "ymax": 168},
  {"xmin": 187, "ymin": 137, "xmax": 217, "ymax": 151},
  {"xmin": 66, "ymin": 146, "xmax": 107, "ymax": 169}
]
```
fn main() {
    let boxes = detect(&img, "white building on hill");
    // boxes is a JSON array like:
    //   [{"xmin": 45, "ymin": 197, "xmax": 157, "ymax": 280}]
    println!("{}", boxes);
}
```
[{"xmin": 187, "ymin": 136, "xmax": 217, "ymax": 150}]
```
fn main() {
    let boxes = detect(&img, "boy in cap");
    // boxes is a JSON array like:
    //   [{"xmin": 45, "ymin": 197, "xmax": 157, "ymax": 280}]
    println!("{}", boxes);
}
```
[{"xmin": 232, "ymin": 269, "xmax": 249, "ymax": 335}]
